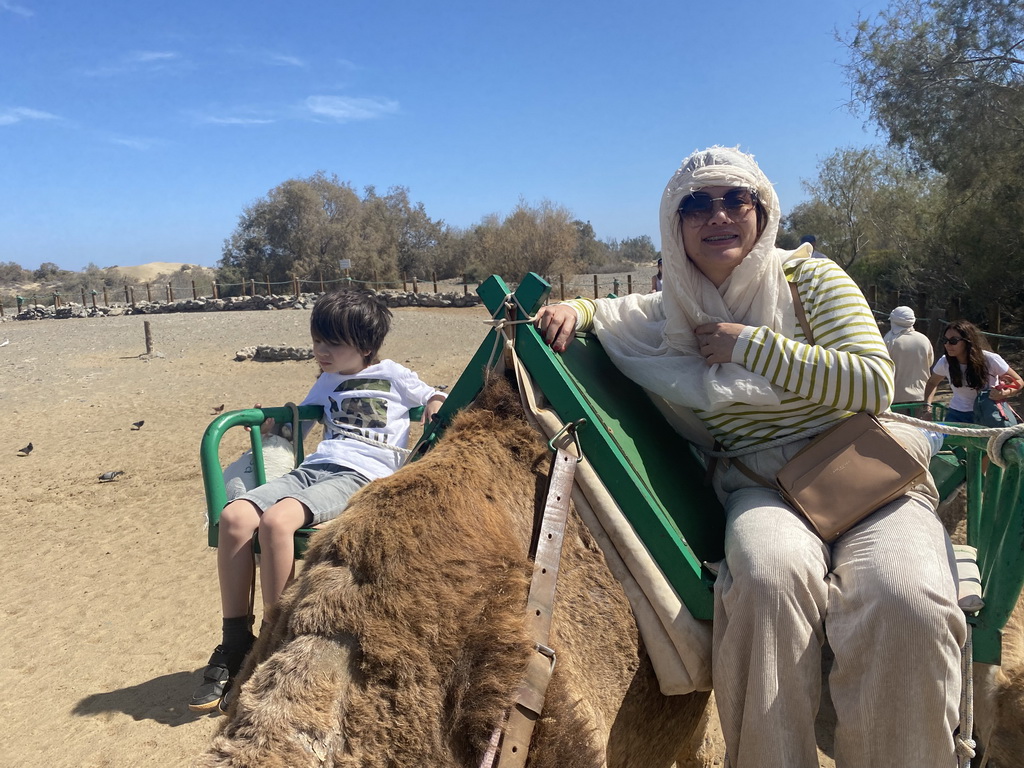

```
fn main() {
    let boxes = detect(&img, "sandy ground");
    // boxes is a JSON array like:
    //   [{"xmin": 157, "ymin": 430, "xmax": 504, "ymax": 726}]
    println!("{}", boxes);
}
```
[
  {"xmin": 0, "ymin": 305, "xmax": 843, "ymax": 768},
  {"xmin": 0, "ymin": 307, "xmax": 492, "ymax": 767}
]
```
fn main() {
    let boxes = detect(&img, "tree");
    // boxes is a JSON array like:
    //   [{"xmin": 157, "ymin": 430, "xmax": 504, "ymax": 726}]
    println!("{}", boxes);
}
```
[
  {"xmin": 573, "ymin": 220, "xmax": 607, "ymax": 269},
  {"xmin": 464, "ymin": 200, "xmax": 578, "ymax": 281},
  {"xmin": 220, "ymin": 172, "xmax": 362, "ymax": 292},
  {"xmin": 617, "ymin": 235, "xmax": 659, "ymax": 264},
  {"xmin": 789, "ymin": 146, "xmax": 946, "ymax": 300},
  {"xmin": 842, "ymin": 0, "xmax": 1024, "ymax": 309},
  {"xmin": 844, "ymin": 0, "xmax": 1024, "ymax": 181}
]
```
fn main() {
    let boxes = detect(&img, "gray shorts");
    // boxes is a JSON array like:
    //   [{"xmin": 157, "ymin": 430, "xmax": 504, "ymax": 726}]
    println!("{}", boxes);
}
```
[{"xmin": 236, "ymin": 463, "xmax": 371, "ymax": 525}]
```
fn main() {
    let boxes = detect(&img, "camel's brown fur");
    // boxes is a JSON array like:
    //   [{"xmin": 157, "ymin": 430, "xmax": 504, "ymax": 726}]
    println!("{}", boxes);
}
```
[
  {"xmin": 200, "ymin": 375, "xmax": 710, "ymax": 767},
  {"xmin": 973, "ymin": 593, "xmax": 1024, "ymax": 767}
]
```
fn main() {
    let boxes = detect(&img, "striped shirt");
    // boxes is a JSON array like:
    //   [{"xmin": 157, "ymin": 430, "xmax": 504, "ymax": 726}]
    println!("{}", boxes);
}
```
[{"xmin": 564, "ymin": 258, "xmax": 894, "ymax": 450}]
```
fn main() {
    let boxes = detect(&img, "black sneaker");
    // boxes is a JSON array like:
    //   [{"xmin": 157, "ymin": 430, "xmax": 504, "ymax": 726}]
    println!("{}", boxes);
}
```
[
  {"xmin": 188, "ymin": 638, "xmax": 253, "ymax": 713},
  {"xmin": 217, "ymin": 676, "xmax": 238, "ymax": 715}
]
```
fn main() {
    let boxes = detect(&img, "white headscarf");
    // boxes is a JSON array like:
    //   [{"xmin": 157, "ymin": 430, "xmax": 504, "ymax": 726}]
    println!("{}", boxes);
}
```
[
  {"xmin": 884, "ymin": 306, "xmax": 916, "ymax": 344},
  {"xmin": 591, "ymin": 146, "xmax": 808, "ymax": 413}
]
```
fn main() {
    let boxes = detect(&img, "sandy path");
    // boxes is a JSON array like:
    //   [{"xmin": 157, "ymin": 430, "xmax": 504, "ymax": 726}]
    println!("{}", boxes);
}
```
[{"xmin": 0, "ymin": 307, "xmax": 491, "ymax": 767}]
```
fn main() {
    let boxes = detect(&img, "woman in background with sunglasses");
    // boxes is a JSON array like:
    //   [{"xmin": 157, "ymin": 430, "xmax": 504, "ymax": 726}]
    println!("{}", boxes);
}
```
[
  {"xmin": 535, "ymin": 146, "xmax": 964, "ymax": 768},
  {"xmin": 923, "ymin": 319, "xmax": 1022, "ymax": 422}
]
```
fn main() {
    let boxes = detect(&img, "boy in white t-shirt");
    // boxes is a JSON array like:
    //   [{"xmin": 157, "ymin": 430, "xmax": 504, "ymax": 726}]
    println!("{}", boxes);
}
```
[{"xmin": 190, "ymin": 290, "xmax": 446, "ymax": 713}]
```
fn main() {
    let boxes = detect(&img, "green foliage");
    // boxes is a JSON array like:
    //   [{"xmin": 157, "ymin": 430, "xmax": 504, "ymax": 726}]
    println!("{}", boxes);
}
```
[
  {"xmin": 837, "ymin": 0, "xmax": 1024, "ymax": 321},
  {"xmin": 844, "ymin": 0, "xmax": 1024, "ymax": 183},
  {"xmin": 612, "ymin": 235, "xmax": 660, "ymax": 264}
]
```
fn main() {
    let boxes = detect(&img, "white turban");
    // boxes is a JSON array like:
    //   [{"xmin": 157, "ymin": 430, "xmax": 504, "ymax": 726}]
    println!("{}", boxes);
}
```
[
  {"xmin": 884, "ymin": 306, "xmax": 916, "ymax": 343},
  {"xmin": 591, "ymin": 146, "xmax": 810, "ymax": 413}
]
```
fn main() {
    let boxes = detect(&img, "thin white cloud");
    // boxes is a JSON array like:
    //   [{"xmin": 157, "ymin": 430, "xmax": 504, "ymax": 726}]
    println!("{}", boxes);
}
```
[
  {"xmin": 269, "ymin": 53, "xmax": 305, "ymax": 67},
  {"xmin": 81, "ymin": 50, "xmax": 183, "ymax": 77},
  {"xmin": 0, "ymin": 1, "xmax": 33, "ymax": 17},
  {"xmin": 127, "ymin": 50, "xmax": 179, "ymax": 64},
  {"xmin": 201, "ymin": 115, "xmax": 276, "ymax": 126},
  {"xmin": 106, "ymin": 134, "xmax": 160, "ymax": 150},
  {"xmin": 305, "ymin": 95, "xmax": 399, "ymax": 122},
  {"xmin": 0, "ymin": 107, "xmax": 58, "ymax": 126}
]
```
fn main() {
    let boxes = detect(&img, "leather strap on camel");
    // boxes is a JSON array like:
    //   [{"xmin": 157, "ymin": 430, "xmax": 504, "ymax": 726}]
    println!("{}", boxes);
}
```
[
  {"xmin": 478, "ymin": 294, "xmax": 578, "ymax": 768},
  {"xmin": 479, "ymin": 446, "xmax": 577, "ymax": 768}
]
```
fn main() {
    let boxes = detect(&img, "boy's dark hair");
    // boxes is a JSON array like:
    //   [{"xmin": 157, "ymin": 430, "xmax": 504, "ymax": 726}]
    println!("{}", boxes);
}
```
[{"xmin": 310, "ymin": 290, "xmax": 392, "ymax": 364}]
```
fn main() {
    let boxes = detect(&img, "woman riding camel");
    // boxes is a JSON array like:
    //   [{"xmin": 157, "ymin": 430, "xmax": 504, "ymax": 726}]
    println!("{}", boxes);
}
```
[{"xmin": 535, "ymin": 146, "xmax": 965, "ymax": 768}]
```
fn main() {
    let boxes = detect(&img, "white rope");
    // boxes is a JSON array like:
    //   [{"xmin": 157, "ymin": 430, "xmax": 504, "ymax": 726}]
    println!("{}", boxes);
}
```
[
  {"xmin": 956, "ymin": 624, "xmax": 978, "ymax": 768},
  {"xmin": 704, "ymin": 410, "xmax": 1024, "ymax": 467},
  {"xmin": 482, "ymin": 293, "xmax": 537, "ymax": 372},
  {"xmin": 326, "ymin": 423, "xmax": 411, "ymax": 456},
  {"xmin": 882, "ymin": 411, "xmax": 1024, "ymax": 469}
]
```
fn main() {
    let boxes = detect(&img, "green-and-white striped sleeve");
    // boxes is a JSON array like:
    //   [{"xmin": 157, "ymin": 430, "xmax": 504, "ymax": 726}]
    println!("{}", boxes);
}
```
[
  {"xmin": 562, "ymin": 298, "xmax": 596, "ymax": 331},
  {"xmin": 704, "ymin": 259, "xmax": 894, "ymax": 449}
]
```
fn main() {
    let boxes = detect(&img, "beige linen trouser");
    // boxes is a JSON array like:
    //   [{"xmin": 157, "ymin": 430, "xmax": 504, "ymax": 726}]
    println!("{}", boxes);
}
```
[{"xmin": 711, "ymin": 447, "xmax": 966, "ymax": 768}]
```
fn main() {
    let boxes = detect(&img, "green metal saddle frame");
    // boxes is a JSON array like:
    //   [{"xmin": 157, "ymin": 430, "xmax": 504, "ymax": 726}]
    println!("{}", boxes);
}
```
[
  {"xmin": 198, "ymin": 272, "xmax": 1024, "ymax": 665},
  {"xmin": 412, "ymin": 273, "xmax": 1024, "ymax": 665},
  {"xmin": 200, "ymin": 404, "xmax": 422, "ymax": 559}
]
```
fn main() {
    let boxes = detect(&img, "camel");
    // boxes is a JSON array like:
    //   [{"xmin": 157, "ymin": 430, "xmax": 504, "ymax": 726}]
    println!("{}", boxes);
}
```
[
  {"xmin": 974, "ymin": 600, "xmax": 1024, "ymax": 767},
  {"xmin": 199, "ymin": 375, "xmax": 712, "ymax": 768}
]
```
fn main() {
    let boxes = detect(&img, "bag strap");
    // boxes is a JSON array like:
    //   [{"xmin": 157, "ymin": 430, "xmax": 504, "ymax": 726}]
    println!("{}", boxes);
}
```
[
  {"xmin": 729, "ymin": 453, "xmax": 779, "ymax": 491},
  {"xmin": 726, "ymin": 280, "xmax": 811, "ymax": 490},
  {"xmin": 789, "ymin": 280, "xmax": 814, "ymax": 345}
]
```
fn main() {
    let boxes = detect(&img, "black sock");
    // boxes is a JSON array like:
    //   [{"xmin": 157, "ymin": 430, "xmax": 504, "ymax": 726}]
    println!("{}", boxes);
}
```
[{"xmin": 222, "ymin": 616, "xmax": 253, "ymax": 650}]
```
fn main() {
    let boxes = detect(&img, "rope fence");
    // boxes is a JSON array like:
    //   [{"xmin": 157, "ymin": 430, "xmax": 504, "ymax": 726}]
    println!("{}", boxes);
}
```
[
  {"xmin": 0, "ymin": 271, "xmax": 479, "ymax": 317},
  {"xmin": 4, "ymin": 269, "xmax": 1021, "ymax": 353}
]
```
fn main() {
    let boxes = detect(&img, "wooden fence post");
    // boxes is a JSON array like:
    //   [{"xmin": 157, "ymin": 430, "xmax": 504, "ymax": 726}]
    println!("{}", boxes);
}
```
[
  {"xmin": 593, "ymin": 274, "xmax": 598, "ymax": 299},
  {"xmin": 927, "ymin": 308, "xmax": 943, "ymax": 348},
  {"xmin": 167, "ymin": 283, "xmax": 174, "ymax": 302},
  {"xmin": 988, "ymin": 304, "xmax": 1002, "ymax": 353},
  {"xmin": 129, "ymin": 286, "xmax": 136, "ymax": 308},
  {"xmin": 412, "ymin": 276, "xmax": 419, "ymax": 294},
  {"xmin": 318, "ymin": 272, "xmax": 324, "ymax": 293},
  {"xmin": 627, "ymin": 275, "xmax": 633, "ymax": 295},
  {"xmin": 212, "ymin": 281, "xmax": 219, "ymax": 300},
  {"xmin": 192, "ymin": 280, "xmax": 197, "ymax": 300},
  {"xmin": 463, "ymin": 273, "xmax": 468, "ymax": 296},
  {"xmin": 146, "ymin": 283, "xmax": 152, "ymax": 302},
  {"xmin": 103, "ymin": 286, "xmax": 109, "ymax": 306},
  {"xmin": 949, "ymin": 296, "xmax": 961, "ymax": 321},
  {"xmin": 559, "ymin": 274, "xmax": 565, "ymax": 301},
  {"xmin": 432, "ymin": 271, "xmax": 438, "ymax": 293},
  {"xmin": 81, "ymin": 287, "xmax": 87, "ymax": 306},
  {"xmin": 265, "ymin": 274, "xmax": 271, "ymax": 296}
]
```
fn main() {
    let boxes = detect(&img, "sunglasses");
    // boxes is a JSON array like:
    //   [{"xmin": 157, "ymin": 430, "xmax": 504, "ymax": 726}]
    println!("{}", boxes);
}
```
[
  {"xmin": 678, "ymin": 189, "xmax": 757, "ymax": 226},
  {"xmin": 942, "ymin": 336, "xmax": 966, "ymax": 345}
]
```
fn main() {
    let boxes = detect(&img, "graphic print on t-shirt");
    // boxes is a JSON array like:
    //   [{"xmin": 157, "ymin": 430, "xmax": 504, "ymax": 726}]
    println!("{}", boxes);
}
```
[{"xmin": 328, "ymin": 378, "xmax": 391, "ymax": 436}]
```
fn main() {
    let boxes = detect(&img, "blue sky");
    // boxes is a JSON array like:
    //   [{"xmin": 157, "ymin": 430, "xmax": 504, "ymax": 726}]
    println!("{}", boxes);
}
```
[{"xmin": 1, "ymin": 0, "xmax": 888, "ymax": 272}]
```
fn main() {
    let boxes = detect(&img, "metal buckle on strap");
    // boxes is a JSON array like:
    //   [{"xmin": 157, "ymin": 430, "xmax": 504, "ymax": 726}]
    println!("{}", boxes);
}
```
[{"xmin": 546, "ymin": 419, "xmax": 585, "ymax": 461}]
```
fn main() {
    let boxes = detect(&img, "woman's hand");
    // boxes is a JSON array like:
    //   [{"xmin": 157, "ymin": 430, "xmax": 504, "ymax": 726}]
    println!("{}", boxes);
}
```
[
  {"xmin": 990, "ymin": 371, "xmax": 1023, "ymax": 401},
  {"xmin": 534, "ymin": 304, "xmax": 578, "ymax": 353},
  {"xmin": 694, "ymin": 322, "xmax": 746, "ymax": 365}
]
